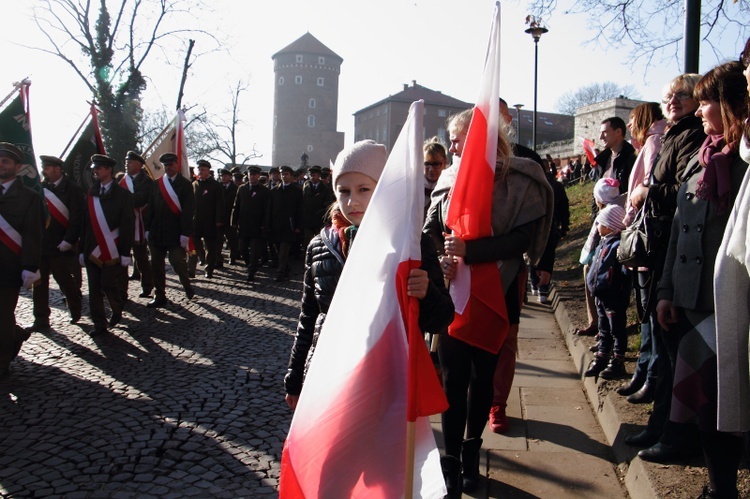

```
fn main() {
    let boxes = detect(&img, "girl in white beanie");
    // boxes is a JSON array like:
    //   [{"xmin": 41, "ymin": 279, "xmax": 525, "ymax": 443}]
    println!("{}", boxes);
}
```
[{"xmin": 283, "ymin": 140, "xmax": 454, "ymax": 411}]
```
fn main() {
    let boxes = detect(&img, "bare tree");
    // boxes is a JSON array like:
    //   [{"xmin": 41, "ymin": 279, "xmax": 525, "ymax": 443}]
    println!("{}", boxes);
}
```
[
  {"xmin": 528, "ymin": 0, "xmax": 750, "ymax": 69},
  {"xmin": 556, "ymin": 81, "xmax": 641, "ymax": 115},
  {"xmin": 31, "ymin": 0, "xmax": 210, "ymax": 165}
]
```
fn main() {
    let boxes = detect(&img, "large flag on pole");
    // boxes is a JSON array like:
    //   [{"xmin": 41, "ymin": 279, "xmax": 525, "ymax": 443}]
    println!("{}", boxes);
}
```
[
  {"xmin": 444, "ymin": 1, "xmax": 509, "ymax": 354},
  {"xmin": 0, "ymin": 80, "xmax": 44, "ymax": 199},
  {"xmin": 143, "ymin": 110, "xmax": 191, "ymax": 180},
  {"xmin": 579, "ymin": 136, "xmax": 597, "ymax": 166},
  {"xmin": 279, "ymin": 100, "xmax": 447, "ymax": 499},
  {"xmin": 62, "ymin": 103, "xmax": 106, "ymax": 190}
]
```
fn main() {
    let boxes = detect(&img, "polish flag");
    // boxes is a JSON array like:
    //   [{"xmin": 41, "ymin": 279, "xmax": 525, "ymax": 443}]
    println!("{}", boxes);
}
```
[
  {"xmin": 444, "ymin": 2, "xmax": 509, "ymax": 354},
  {"xmin": 279, "ymin": 100, "xmax": 447, "ymax": 498},
  {"xmin": 580, "ymin": 136, "xmax": 597, "ymax": 166}
]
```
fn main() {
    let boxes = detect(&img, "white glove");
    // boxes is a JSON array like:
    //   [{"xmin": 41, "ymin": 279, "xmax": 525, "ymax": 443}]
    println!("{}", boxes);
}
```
[
  {"xmin": 79, "ymin": 254, "xmax": 85, "ymax": 267},
  {"xmin": 22, "ymin": 270, "xmax": 40, "ymax": 290},
  {"xmin": 145, "ymin": 231, "xmax": 150, "ymax": 242},
  {"xmin": 180, "ymin": 235, "xmax": 190, "ymax": 250},
  {"xmin": 120, "ymin": 256, "xmax": 132, "ymax": 267},
  {"xmin": 57, "ymin": 240, "xmax": 73, "ymax": 252}
]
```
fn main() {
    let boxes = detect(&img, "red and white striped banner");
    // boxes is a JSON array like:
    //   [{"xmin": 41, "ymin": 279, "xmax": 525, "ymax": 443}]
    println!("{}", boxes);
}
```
[
  {"xmin": 88, "ymin": 195, "xmax": 120, "ymax": 265},
  {"xmin": 43, "ymin": 188, "xmax": 70, "ymax": 228},
  {"xmin": 0, "ymin": 213, "xmax": 22, "ymax": 255}
]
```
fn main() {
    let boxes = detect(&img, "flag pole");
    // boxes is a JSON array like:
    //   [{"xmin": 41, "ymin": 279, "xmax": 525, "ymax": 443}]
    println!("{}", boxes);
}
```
[
  {"xmin": 59, "ymin": 112, "xmax": 92, "ymax": 159},
  {"xmin": 404, "ymin": 420, "xmax": 416, "ymax": 499},
  {"xmin": 0, "ymin": 78, "xmax": 29, "ymax": 109}
]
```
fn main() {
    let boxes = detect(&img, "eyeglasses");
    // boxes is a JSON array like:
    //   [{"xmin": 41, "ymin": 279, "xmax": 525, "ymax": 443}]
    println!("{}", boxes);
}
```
[
  {"xmin": 424, "ymin": 161, "xmax": 444, "ymax": 168},
  {"xmin": 661, "ymin": 91, "xmax": 693, "ymax": 105}
]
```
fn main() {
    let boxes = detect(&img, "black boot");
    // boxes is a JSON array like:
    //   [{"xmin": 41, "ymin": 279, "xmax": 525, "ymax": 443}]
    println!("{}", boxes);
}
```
[
  {"xmin": 616, "ymin": 374, "xmax": 645, "ymax": 396},
  {"xmin": 440, "ymin": 455, "xmax": 462, "ymax": 498},
  {"xmin": 600, "ymin": 356, "xmax": 627, "ymax": 380},
  {"xmin": 627, "ymin": 381, "xmax": 654, "ymax": 404},
  {"xmin": 584, "ymin": 355, "xmax": 609, "ymax": 377},
  {"xmin": 461, "ymin": 438, "xmax": 483, "ymax": 492}
]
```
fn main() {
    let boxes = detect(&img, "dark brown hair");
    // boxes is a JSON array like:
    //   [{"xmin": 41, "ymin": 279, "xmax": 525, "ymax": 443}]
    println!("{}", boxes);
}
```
[
  {"xmin": 629, "ymin": 102, "xmax": 665, "ymax": 146},
  {"xmin": 694, "ymin": 60, "xmax": 749, "ymax": 147}
]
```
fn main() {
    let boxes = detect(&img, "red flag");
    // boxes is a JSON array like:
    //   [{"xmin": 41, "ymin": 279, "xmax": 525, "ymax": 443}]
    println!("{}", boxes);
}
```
[
  {"xmin": 444, "ymin": 2, "xmax": 509, "ymax": 354},
  {"xmin": 279, "ymin": 100, "xmax": 447, "ymax": 498},
  {"xmin": 580, "ymin": 136, "xmax": 597, "ymax": 166}
]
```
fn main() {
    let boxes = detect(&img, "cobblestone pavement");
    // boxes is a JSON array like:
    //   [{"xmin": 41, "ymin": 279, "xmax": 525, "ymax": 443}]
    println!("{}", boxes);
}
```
[{"xmin": 1, "ymin": 254, "xmax": 306, "ymax": 498}]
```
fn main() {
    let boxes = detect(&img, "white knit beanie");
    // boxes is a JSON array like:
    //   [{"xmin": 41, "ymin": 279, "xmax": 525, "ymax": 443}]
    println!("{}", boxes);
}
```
[
  {"xmin": 332, "ymin": 140, "xmax": 388, "ymax": 186},
  {"xmin": 593, "ymin": 178, "xmax": 621, "ymax": 205},
  {"xmin": 596, "ymin": 204, "xmax": 626, "ymax": 232}
]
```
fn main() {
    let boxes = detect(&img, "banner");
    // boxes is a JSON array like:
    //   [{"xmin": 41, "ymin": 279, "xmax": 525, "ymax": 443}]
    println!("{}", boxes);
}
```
[
  {"xmin": 143, "ymin": 110, "xmax": 191, "ymax": 180},
  {"xmin": 62, "ymin": 104, "xmax": 106, "ymax": 190},
  {"xmin": 0, "ymin": 80, "xmax": 43, "ymax": 199}
]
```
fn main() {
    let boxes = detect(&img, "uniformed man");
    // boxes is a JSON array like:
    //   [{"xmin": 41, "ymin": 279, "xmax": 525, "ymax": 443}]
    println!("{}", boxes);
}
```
[
  {"xmin": 119, "ymin": 150, "xmax": 154, "ymax": 299},
  {"xmin": 0, "ymin": 142, "xmax": 44, "ymax": 377},
  {"xmin": 29, "ymin": 155, "xmax": 85, "ymax": 330},
  {"xmin": 145, "ymin": 153, "xmax": 195, "ymax": 308},
  {"xmin": 231, "ymin": 166, "xmax": 244, "ymax": 187},
  {"xmin": 218, "ymin": 168, "xmax": 239, "ymax": 266},
  {"xmin": 320, "ymin": 165, "xmax": 332, "ymax": 186},
  {"xmin": 267, "ymin": 166, "xmax": 281, "ymax": 189},
  {"xmin": 80, "ymin": 154, "xmax": 134, "ymax": 336},
  {"xmin": 231, "ymin": 165, "xmax": 269, "ymax": 282},
  {"xmin": 301, "ymin": 164, "xmax": 334, "ymax": 250},
  {"xmin": 266, "ymin": 165, "xmax": 303, "ymax": 281},
  {"xmin": 189, "ymin": 159, "xmax": 224, "ymax": 279}
]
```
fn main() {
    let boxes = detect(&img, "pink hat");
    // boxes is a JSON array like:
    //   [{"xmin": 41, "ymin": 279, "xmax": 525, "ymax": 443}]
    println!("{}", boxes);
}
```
[{"xmin": 593, "ymin": 177, "xmax": 621, "ymax": 205}]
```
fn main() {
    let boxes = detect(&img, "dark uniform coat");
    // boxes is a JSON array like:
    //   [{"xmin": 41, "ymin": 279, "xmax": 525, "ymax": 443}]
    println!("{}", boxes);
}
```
[
  {"xmin": 124, "ymin": 171, "xmax": 154, "ymax": 241},
  {"xmin": 221, "ymin": 181, "xmax": 238, "ymax": 227},
  {"xmin": 192, "ymin": 177, "xmax": 224, "ymax": 239},
  {"xmin": 146, "ymin": 174, "xmax": 194, "ymax": 247},
  {"xmin": 41, "ymin": 175, "xmax": 85, "ymax": 256},
  {"xmin": 232, "ymin": 182, "xmax": 269, "ymax": 239},
  {"xmin": 302, "ymin": 181, "xmax": 334, "ymax": 231},
  {"xmin": 81, "ymin": 182, "xmax": 135, "ymax": 262},
  {"xmin": 266, "ymin": 183, "xmax": 303, "ymax": 243},
  {"xmin": 0, "ymin": 178, "xmax": 44, "ymax": 288}
]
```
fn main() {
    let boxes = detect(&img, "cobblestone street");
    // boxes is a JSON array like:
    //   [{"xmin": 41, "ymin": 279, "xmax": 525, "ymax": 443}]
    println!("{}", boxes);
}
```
[{"xmin": 1, "ymin": 257, "xmax": 303, "ymax": 497}]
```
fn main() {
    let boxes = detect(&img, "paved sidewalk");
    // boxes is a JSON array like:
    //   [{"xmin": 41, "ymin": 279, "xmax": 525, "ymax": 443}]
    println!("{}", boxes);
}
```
[{"xmin": 433, "ymin": 296, "xmax": 629, "ymax": 498}]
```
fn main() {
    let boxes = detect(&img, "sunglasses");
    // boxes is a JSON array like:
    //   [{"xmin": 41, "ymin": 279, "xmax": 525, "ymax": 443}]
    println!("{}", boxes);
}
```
[{"xmin": 424, "ymin": 161, "xmax": 444, "ymax": 168}]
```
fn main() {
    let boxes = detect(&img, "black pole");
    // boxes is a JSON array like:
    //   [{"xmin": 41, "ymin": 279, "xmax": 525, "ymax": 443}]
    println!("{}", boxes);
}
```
[
  {"xmin": 532, "ymin": 40, "xmax": 539, "ymax": 151},
  {"xmin": 176, "ymin": 39, "xmax": 195, "ymax": 111},
  {"xmin": 516, "ymin": 109, "xmax": 522, "ymax": 145},
  {"xmin": 684, "ymin": 0, "xmax": 700, "ymax": 73}
]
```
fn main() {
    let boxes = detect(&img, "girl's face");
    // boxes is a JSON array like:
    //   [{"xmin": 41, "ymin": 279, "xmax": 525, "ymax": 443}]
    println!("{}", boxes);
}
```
[
  {"xmin": 695, "ymin": 99, "xmax": 723, "ymax": 136},
  {"xmin": 448, "ymin": 130, "xmax": 467, "ymax": 157},
  {"xmin": 423, "ymin": 152, "xmax": 446, "ymax": 183},
  {"xmin": 597, "ymin": 223, "xmax": 613, "ymax": 237},
  {"xmin": 335, "ymin": 172, "xmax": 377, "ymax": 226}
]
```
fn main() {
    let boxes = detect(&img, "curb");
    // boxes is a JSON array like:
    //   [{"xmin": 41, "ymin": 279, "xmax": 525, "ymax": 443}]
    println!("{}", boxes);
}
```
[{"xmin": 547, "ymin": 284, "xmax": 660, "ymax": 499}]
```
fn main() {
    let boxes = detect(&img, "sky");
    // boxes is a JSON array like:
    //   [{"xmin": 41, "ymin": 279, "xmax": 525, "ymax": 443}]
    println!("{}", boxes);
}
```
[{"xmin": 2, "ymin": 0, "xmax": 748, "ymax": 168}]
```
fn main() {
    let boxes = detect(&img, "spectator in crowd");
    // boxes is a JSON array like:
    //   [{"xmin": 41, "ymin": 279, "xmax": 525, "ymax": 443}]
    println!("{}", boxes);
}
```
[
  {"xmin": 656, "ymin": 61, "xmax": 748, "ymax": 497},
  {"xmin": 422, "ymin": 137, "xmax": 447, "ymax": 217},
  {"xmin": 425, "ymin": 109, "xmax": 552, "ymax": 495},
  {"xmin": 616, "ymin": 103, "xmax": 667, "ymax": 404},
  {"xmin": 623, "ymin": 73, "xmax": 706, "ymax": 463}
]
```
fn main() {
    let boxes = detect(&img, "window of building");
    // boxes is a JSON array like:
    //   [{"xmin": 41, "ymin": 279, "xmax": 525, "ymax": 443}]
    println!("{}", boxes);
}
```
[
  {"xmin": 317, "ymin": 77, "xmax": 325, "ymax": 86},
  {"xmin": 318, "ymin": 56, "xmax": 325, "ymax": 65},
  {"xmin": 274, "ymin": 115, "xmax": 278, "ymax": 128},
  {"xmin": 296, "ymin": 55, "xmax": 303, "ymax": 63},
  {"xmin": 437, "ymin": 109, "xmax": 447, "ymax": 117},
  {"xmin": 309, "ymin": 98, "xmax": 316, "ymax": 109},
  {"xmin": 308, "ymin": 115, "xmax": 315, "ymax": 127},
  {"xmin": 295, "ymin": 76, "xmax": 302, "ymax": 84},
  {"xmin": 307, "ymin": 145, "xmax": 314, "ymax": 152},
  {"xmin": 278, "ymin": 77, "xmax": 284, "ymax": 86}
]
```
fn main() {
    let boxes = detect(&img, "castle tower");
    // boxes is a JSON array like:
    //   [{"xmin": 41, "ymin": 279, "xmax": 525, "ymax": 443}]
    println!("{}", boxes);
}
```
[{"xmin": 272, "ymin": 33, "xmax": 344, "ymax": 168}]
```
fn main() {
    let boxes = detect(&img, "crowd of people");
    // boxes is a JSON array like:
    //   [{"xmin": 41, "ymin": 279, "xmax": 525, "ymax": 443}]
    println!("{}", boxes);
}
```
[{"xmin": 3, "ymin": 39, "xmax": 750, "ymax": 499}]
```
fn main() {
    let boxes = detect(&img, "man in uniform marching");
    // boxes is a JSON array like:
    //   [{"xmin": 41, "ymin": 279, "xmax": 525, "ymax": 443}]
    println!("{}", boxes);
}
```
[
  {"xmin": 301, "ymin": 164, "xmax": 334, "ymax": 250},
  {"xmin": 145, "ymin": 153, "xmax": 195, "ymax": 308},
  {"xmin": 80, "ymin": 154, "xmax": 134, "ymax": 336},
  {"xmin": 119, "ymin": 151, "xmax": 154, "ymax": 299},
  {"xmin": 0, "ymin": 143, "xmax": 44, "ymax": 377},
  {"xmin": 266, "ymin": 165, "xmax": 303, "ymax": 281},
  {"xmin": 28, "ymin": 155, "xmax": 85, "ymax": 331},
  {"xmin": 218, "ymin": 168, "xmax": 239, "ymax": 266},
  {"xmin": 189, "ymin": 159, "xmax": 224, "ymax": 279},
  {"xmin": 232, "ymin": 165, "xmax": 269, "ymax": 282}
]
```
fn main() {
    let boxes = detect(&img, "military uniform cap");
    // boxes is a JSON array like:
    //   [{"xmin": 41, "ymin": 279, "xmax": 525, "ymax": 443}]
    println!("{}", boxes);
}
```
[
  {"xmin": 247, "ymin": 165, "xmax": 262, "ymax": 174},
  {"xmin": 40, "ymin": 155, "xmax": 64, "ymax": 167},
  {"xmin": 308, "ymin": 165, "xmax": 322, "ymax": 174},
  {"xmin": 126, "ymin": 150, "xmax": 145, "ymax": 164},
  {"xmin": 230, "ymin": 166, "xmax": 240, "ymax": 174},
  {"xmin": 233, "ymin": 171, "xmax": 244, "ymax": 178},
  {"xmin": 280, "ymin": 165, "xmax": 294, "ymax": 174},
  {"xmin": 219, "ymin": 168, "xmax": 231, "ymax": 176},
  {"xmin": 269, "ymin": 166, "xmax": 280, "ymax": 174},
  {"xmin": 159, "ymin": 152, "xmax": 178, "ymax": 164},
  {"xmin": 321, "ymin": 165, "xmax": 331, "ymax": 172},
  {"xmin": 197, "ymin": 159, "xmax": 211, "ymax": 169},
  {"xmin": 90, "ymin": 154, "xmax": 116, "ymax": 168},
  {"xmin": 0, "ymin": 142, "xmax": 23, "ymax": 163}
]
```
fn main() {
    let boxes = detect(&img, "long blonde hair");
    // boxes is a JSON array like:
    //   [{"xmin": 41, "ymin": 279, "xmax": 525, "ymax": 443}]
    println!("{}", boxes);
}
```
[{"xmin": 446, "ymin": 108, "xmax": 511, "ymax": 169}]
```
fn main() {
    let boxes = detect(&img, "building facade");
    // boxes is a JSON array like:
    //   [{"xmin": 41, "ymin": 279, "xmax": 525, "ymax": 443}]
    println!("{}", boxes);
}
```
[{"xmin": 272, "ymin": 33, "xmax": 345, "ymax": 168}]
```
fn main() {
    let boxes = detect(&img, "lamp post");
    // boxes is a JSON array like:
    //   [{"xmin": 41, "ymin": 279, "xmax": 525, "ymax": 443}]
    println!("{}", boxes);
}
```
[
  {"xmin": 525, "ymin": 18, "xmax": 548, "ymax": 152},
  {"xmin": 513, "ymin": 103, "xmax": 524, "ymax": 146}
]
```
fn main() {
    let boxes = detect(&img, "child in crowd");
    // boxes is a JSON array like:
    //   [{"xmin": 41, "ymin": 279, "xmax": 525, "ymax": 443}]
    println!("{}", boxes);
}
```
[{"xmin": 584, "ymin": 204, "xmax": 632, "ymax": 379}]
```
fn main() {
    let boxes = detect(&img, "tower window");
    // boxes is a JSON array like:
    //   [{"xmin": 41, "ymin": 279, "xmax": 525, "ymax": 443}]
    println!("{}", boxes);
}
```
[
  {"xmin": 295, "ymin": 76, "xmax": 302, "ymax": 84},
  {"xmin": 309, "ymin": 98, "xmax": 316, "ymax": 109},
  {"xmin": 317, "ymin": 77, "xmax": 324, "ymax": 87},
  {"xmin": 278, "ymin": 77, "xmax": 284, "ymax": 86},
  {"xmin": 296, "ymin": 55, "xmax": 303, "ymax": 63},
  {"xmin": 318, "ymin": 56, "xmax": 325, "ymax": 65},
  {"xmin": 308, "ymin": 115, "xmax": 315, "ymax": 127}
]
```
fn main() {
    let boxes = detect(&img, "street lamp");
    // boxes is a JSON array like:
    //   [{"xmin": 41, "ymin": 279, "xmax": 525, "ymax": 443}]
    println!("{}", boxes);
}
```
[
  {"xmin": 513, "ymin": 104, "xmax": 524, "ymax": 146},
  {"xmin": 525, "ymin": 17, "xmax": 548, "ymax": 151}
]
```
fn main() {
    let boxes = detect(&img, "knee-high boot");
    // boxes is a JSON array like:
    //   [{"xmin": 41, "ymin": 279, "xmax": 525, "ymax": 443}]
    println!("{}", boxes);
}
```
[
  {"xmin": 440, "ymin": 455, "xmax": 462, "ymax": 498},
  {"xmin": 461, "ymin": 437, "xmax": 483, "ymax": 492}
]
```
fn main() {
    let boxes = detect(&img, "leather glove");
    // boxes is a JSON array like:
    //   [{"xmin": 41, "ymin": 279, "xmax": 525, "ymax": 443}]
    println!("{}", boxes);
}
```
[
  {"xmin": 22, "ymin": 270, "xmax": 40, "ymax": 290},
  {"xmin": 79, "ymin": 254, "xmax": 85, "ymax": 267},
  {"xmin": 120, "ymin": 256, "xmax": 132, "ymax": 267},
  {"xmin": 180, "ymin": 235, "xmax": 190, "ymax": 250},
  {"xmin": 57, "ymin": 240, "xmax": 73, "ymax": 252}
]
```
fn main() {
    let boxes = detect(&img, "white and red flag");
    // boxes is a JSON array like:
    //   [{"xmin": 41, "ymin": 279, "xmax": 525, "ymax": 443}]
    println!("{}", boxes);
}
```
[
  {"xmin": 444, "ymin": 1, "xmax": 509, "ymax": 354},
  {"xmin": 143, "ymin": 110, "xmax": 191, "ymax": 180},
  {"xmin": 580, "ymin": 136, "xmax": 597, "ymax": 166},
  {"xmin": 279, "ymin": 100, "xmax": 448, "ymax": 498}
]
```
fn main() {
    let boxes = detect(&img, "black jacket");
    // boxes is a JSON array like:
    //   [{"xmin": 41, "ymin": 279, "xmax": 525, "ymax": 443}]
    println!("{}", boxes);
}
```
[
  {"xmin": 41, "ymin": 175, "xmax": 85, "ymax": 256},
  {"xmin": 146, "ymin": 174, "xmax": 194, "ymax": 247},
  {"xmin": 0, "ymin": 178, "xmax": 44, "ymax": 288},
  {"xmin": 81, "ymin": 182, "xmax": 134, "ymax": 263},
  {"xmin": 594, "ymin": 141, "xmax": 637, "ymax": 194},
  {"xmin": 232, "ymin": 183, "xmax": 269, "ymax": 239},
  {"xmin": 284, "ymin": 228, "xmax": 454, "ymax": 396}
]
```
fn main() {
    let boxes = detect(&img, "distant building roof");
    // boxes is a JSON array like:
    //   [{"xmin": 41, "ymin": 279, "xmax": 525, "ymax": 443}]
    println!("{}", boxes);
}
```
[
  {"xmin": 355, "ymin": 81, "xmax": 471, "ymax": 114},
  {"xmin": 272, "ymin": 32, "xmax": 342, "ymax": 62}
]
